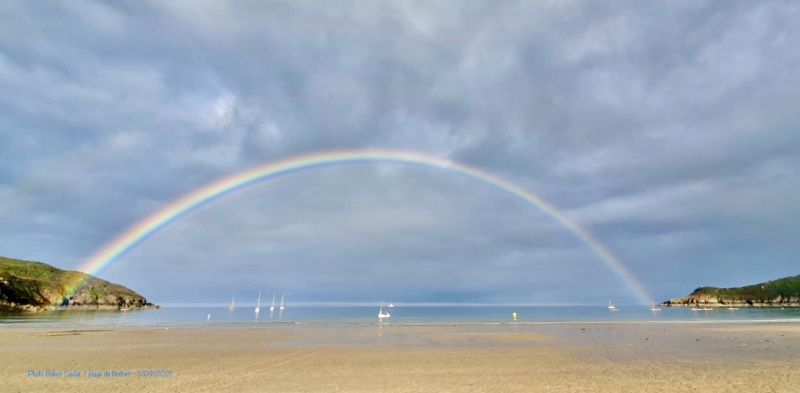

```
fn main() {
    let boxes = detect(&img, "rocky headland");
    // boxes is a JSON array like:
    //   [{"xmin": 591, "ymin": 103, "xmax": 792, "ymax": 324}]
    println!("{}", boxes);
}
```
[
  {"xmin": 664, "ymin": 274, "xmax": 800, "ymax": 307},
  {"xmin": 0, "ymin": 255, "xmax": 157, "ymax": 312}
]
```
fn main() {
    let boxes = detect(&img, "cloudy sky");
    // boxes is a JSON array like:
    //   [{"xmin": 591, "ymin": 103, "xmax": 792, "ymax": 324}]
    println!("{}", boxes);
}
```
[{"xmin": 1, "ymin": 1, "xmax": 798, "ymax": 305}]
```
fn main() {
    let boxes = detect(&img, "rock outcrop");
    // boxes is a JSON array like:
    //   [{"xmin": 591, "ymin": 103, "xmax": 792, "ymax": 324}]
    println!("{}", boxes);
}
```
[
  {"xmin": 665, "ymin": 274, "xmax": 800, "ymax": 307},
  {"xmin": 0, "ymin": 255, "xmax": 157, "ymax": 312}
]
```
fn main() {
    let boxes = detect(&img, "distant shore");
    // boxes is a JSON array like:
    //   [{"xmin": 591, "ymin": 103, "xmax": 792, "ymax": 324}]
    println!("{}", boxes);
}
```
[
  {"xmin": 2, "ymin": 321, "xmax": 799, "ymax": 392},
  {"xmin": 0, "ymin": 300, "xmax": 159, "ymax": 313},
  {"xmin": 664, "ymin": 301, "xmax": 800, "ymax": 308}
]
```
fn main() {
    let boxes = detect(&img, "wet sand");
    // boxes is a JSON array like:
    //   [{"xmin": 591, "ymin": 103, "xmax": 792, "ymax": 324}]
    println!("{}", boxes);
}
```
[{"xmin": 2, "ymin": 322, "xmax": 799, "ymax": 392}]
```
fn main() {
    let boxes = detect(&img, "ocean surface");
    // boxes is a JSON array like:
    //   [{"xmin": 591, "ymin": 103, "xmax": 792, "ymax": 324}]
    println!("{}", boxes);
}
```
[{"xmin": 2, "ymin": 305, "xmax": 800, "ymax": 327}]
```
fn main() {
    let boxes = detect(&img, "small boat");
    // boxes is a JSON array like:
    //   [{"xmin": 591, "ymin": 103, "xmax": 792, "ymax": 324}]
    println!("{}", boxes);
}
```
[
  {"xmin": 727, "ymin": 307, "xmax": 739, "ymax": 311},
  {"xmin": 650, "ymin": 301, "xmax": 662, "ymax": 311},
  {"xmin": 228, "ymin": 296, "xmax": 236, "ymax": 312},
  {"xmin": 254, "ymin": 292, "xmax": 261, "ymax": 319},
  {"xmin": 279, "ymin": 294, "xmax": 285, "ymax": 311},
  {"xmin": 388, "ymin": 302, "xmax": 395, "ymax": 308},
  {"xmin": 378, "ymin": 301, "xmax": 391, "ymax": 320},
  {"xmin": 207, "ymin": 313, "xmax": 212, "ymax": 322},
  {"xmin": 269, "ymin": 294, "xmax": 276, "ymax": 313},
  {"xmin": 608, "ymin": 299, "xmax": 618, "ymax": 311}
]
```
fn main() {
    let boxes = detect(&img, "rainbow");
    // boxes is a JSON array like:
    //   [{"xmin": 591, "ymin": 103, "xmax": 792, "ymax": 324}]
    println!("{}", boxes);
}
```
[{"xmin": 67, "ymin": 149, "xmax": 652, "ymax": 304}]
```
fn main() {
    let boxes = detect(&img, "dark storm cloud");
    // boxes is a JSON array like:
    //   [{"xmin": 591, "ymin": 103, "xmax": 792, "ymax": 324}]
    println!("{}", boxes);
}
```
[{"xmin": 1, "ymin": 1, "xmax": 798, "ymax": 304}]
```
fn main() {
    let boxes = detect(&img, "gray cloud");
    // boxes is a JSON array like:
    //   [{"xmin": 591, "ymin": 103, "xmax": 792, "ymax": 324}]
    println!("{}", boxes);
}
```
[{"xmin": 1, "ymin": 1, "xmax": 798, "ymax": 304}]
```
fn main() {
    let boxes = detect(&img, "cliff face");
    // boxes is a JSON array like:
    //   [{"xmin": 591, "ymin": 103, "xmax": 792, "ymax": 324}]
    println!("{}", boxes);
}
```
[
  {"xmin": 665, "ymin": 274, "xmax": 800, "ymax": 307},
  {"xmin": 0, "ymin": 256, "xmax": 156, "ymax": 312}
]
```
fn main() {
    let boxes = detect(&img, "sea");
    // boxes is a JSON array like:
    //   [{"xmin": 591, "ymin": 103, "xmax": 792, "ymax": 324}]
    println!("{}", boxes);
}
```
[{"xmin": 2, "ymin": 304, "xmax": 799, "ymax": 327}]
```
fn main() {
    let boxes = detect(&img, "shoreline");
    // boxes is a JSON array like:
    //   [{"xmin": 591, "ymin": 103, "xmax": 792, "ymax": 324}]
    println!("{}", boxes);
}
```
[
  {"xmin": 3, "ymin": 317, "xmax": 800, "ymax": 329},
  {"xmin": 665, "ymin": 303, "xmax": 800, "ymax": 308},
  {"xmin": 0, "ymin": 301, "xmax": 159, "ymax": 313}
]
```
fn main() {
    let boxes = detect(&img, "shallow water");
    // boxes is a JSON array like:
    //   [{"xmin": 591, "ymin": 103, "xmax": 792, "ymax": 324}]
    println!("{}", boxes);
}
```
[{"xmin": 2, "ymin": 305, "xmax": 799, "ymax": 327}]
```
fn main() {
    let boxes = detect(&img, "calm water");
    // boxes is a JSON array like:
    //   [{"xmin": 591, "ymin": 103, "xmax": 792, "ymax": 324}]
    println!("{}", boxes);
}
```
[{"xmin": 2, "ymin": 305, "xmax": 799, "ymax": 327}]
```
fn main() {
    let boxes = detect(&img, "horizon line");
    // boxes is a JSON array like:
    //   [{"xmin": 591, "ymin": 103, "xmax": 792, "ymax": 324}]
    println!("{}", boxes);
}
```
[{"xmin": 159, "ymin": 301, "xmax": 663, "ymax": 308}]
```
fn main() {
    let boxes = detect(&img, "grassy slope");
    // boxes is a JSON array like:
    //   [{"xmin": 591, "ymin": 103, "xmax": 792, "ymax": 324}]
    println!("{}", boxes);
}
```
[
  {"xmin": 689, "ymin": 274, "xmax": 800, "ymax": 304},
  {"xmin": 0, "ymin": 255, "xmax": 147, "ymax": 307}
]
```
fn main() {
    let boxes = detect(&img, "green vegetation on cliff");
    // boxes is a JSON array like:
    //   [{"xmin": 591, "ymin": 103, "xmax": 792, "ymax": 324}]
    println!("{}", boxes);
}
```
[
  {"xmin": 667, "ymin": 274, "xmax": 800, "ymax": 306},
  {"xmin": 0, "ymin": 255, "xmax": 154, "ymax": 312}
]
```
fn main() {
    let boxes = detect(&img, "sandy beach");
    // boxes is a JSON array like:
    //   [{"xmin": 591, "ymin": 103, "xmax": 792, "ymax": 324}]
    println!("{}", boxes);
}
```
[{"xmin": 1, "ymin": 322, "xmax": 798, "ymax": 392}]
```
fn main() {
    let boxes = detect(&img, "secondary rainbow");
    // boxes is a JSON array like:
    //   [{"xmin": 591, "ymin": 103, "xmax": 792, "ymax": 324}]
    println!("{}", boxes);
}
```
[{"xmin": 67, "ymin": 149, "xmax": 652, "ymax": 304}]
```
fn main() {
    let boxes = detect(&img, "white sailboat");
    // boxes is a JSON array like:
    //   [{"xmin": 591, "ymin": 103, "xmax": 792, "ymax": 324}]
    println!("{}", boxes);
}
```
[
  {"xmin": 269, "ymin": 294, "xmax": 276, "ymax": 313},
  {"xmin": 254, "ymin": 292, "xmax": 261, "ymax": 319},
  {"xmin": 228, "ymin": 296, "xmax": 236, "ymax": 312},
  {"xmin": 607, "ymin": 299, "xmax": 618, "ymax": 311},
  {"xmin": 378, "ymin": 301, "xmax": 391, "ymax": 320},
  {"xmin": 279, "ymin": 294, "xmax": 285, "ymax": 311},
  {"xmin": 388, "ymin": 302, "xmax": 395, "ymax": 308},
  {"xmin": 650, "ymin": 301, "xmax": 662, "ymax": 311}
]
